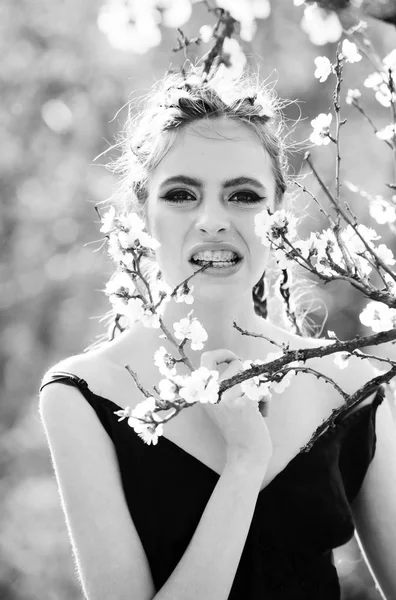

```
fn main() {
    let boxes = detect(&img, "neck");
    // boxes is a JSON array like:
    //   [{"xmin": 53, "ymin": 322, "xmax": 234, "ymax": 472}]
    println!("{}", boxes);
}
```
[{"xmin": 151, "ymin": 289, "xmax": 282, "ymax": 368}]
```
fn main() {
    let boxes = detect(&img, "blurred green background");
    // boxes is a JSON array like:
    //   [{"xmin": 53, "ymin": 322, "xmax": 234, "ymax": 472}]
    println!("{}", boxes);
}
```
[{"xmin": 1, "ymin": 0, "xmax": 395, "ymax": 598}]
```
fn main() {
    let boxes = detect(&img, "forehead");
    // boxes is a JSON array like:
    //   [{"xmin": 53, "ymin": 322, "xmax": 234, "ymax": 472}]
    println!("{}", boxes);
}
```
[{"xmin": 149, "ymin": 117, "xmax": 276, "ymax": 196}]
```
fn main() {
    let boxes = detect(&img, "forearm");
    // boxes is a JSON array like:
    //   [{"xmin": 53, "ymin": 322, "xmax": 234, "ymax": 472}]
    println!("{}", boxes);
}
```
[{"xmin": 154, "ymin": 455, "xmax": 265, "ymax": 600}]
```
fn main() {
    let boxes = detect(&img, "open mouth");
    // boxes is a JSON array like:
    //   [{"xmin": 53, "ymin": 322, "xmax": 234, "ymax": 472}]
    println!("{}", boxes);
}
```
[
  {"xmin": 190, "ymin": 257, "xmax": 241, "ymax": 266},
  {"xmin": 189, "ymin": 256, "xmax": 242, "ymax": 267},
  {"xmin": 188, "ymin": 256, "xmax": 244, "ymax": 275}
]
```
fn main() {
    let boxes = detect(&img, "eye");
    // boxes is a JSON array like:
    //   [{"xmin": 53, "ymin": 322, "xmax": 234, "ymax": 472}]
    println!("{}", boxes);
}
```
[
  {"xmin": 229, "ymin": 191, "xmax": 266, "ymax": 204},
  {"xmin": 161, "ymin": 189, "xmax": 197, "ymax": 203}
]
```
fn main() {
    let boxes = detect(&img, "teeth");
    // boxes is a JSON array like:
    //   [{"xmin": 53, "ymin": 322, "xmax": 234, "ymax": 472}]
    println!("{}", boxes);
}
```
[{"xmin": 191, "ymin": 250, "xmax": 239, "ymax": 262}]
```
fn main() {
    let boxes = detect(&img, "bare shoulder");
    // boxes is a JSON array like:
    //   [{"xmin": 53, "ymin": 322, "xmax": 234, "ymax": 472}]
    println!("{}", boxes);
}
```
[
  {"xmin": 40, "ymin": 330, "xmax": 143, "ymax": 412},
  {"xmin": 41, "ymin": 349, "xmax": 111, "ymax": 395}
]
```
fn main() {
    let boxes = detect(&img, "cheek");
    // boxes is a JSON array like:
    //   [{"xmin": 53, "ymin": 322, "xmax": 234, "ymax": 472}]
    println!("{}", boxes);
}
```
[
  {"xmin": 153, "ymin": 214, "xmax": 171, "ymax": 246},
  {"xmin": 145, "ymin": 200, "xmax": 164, "ymax": 240},
  {"xmin": 151, "ymin": 213, "xmax": 183, "ymax": 265}
]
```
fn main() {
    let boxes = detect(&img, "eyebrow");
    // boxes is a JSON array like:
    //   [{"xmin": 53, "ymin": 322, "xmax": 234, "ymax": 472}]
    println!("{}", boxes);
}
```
[{"xmin": 159, "ymin": 175, "xmax": 267, "ymax": 192}]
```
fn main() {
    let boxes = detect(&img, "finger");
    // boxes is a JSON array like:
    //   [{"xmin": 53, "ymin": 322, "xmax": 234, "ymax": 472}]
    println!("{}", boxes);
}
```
[
  {"xmin": 200, "ymin": 349, "xmax": 240, "ymax": 370},
  {"xmin": 218, "ymin": 357, "xmax": 243, "ymax": 376}
]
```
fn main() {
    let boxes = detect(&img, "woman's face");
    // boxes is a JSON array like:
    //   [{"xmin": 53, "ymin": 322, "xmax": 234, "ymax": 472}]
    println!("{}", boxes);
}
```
[{"xmin": 145, "ymin": 117, "xmax": 277, "ymax": 299}]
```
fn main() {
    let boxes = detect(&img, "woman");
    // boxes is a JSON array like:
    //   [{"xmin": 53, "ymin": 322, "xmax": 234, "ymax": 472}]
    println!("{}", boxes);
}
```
[{"xmin": 38, "ymin": 69, "xmax": 396, "ymax": 599}]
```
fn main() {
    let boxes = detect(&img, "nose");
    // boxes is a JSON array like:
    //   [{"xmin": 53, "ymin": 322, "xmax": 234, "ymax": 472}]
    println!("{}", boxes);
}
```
[{"xmin": 195, "ymin": 202, "xmax": 231, "ymax": 235}]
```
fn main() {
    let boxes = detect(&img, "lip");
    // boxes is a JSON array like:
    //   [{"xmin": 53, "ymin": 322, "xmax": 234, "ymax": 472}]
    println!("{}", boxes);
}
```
[{"xmin": 188, "ymin": 243, "xmax": 243, "ymax": 261}]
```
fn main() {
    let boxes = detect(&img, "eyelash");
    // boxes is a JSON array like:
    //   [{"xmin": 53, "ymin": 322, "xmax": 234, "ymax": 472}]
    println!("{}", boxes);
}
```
[{"xmin": 161, "ymin": 189, "xmax": 266, "ymax": 205}]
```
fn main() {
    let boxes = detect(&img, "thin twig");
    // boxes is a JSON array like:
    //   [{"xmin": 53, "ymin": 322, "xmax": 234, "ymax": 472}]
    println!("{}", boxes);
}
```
[
  {"xmin": 282, "ymin": 366, "xmax": 349, "ymax": 400},
  {"xmin": 305, "ymin": 153, "xmax": 396, "ymax": 282},
  {"xmin": 352, "ymin": 101, "xmax": 393, "ymax": 150},
  {"xmin": 232, "ymin": 320, "xmax": 287, "ymax": 350},
  {"xmin": 293, "ymin": 181, "xmax": 335, "ymax": 225}
]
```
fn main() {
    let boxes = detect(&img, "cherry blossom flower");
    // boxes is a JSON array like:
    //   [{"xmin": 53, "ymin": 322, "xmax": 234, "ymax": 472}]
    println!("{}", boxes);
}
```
[
  {"xmin": 104, "ymin": 270, "xmax": 136, "ymax": 296},
  {"xmin": 133, "ymin": 422, "xmax": 163, "ymax": 445},
  {"xmin": 141, "ymin": 307, "xmax": 161, "ymax": 328},
  {"xmin": 384, "ymin": 273, "xmax": 396, "ymax": 296},
  {"xmin": 178, "ymin": 367, "xmax": 220, "ymax": 404},
  {"xmin": 343, "ymin": 224, "xmax": 380, "ymax": 254},
  {"xmin": 158, "ymin": 377, "xmax": 178, "ymax": 401},
  {"xmin": 161, "ymin": 0, "xmax": 192, "ymax": 28},
  {"xmin": 199, "ymin": 24, "xmax": 213, "ymax": 44},
  {"xmin": 311, "ymin": 225, "xmax": 384, "ymax": 279},
  {"xmin": 254, "ymin": 208, "xmax": 298, "ymax": 249},
  {"xmin": 110, "ymin": 295, "xmax": 161, "ymax": 328},
  {"xmin": 301, "ymin": 5, "xmax": 342, "ymax": 46},
  {"xmin": 110, "ymin": 295, "xmax": 144, "ymax": 322},
  {"xmin": 222, "ymin": 37, "xmax": 247, "ymax": 77},
  {"xmin": 165, "ymin": 88, "xmax": 191, "ymax": 106},
  {"xmin": 334, "ymin": 352, "xmax": 350, "ymax": 370},
  {"xmin": 127, "ymin": 397, "xmax": 164, "ymax": 445},
  {"xmin": 313, "ymin": 228, "xmax": 341, "ymax": 276},
  {"xmin": 369, "ymin": 196, "xmax": 396, "ymax": 225},
  {"xmin": 174, "ymin": 282, "xmax": 194, "ymax": 304},
  {"xmin": 173, "ymin": 311, "xmax": 208, "ymax": 350},
  {"xmin": 154, "ymin": 346, "xmax": 177, "ymax": 377},
  {"xmin": 251, "ymin": 0, "xmax": 270, "ymax": 19},
  {"xmin": 117, "ymin": 213, "xmax": 161, "ymax": 252},
  {"xmin": 208, "ymin": 37, "xmax": 247, "ymax": 88},
  {"xmin": 240, "ymin": 351, "xmax": 287, "ymax": 400},
  {"xmin": 359, "ymin": 301, "xmax": 396, "ymax": 332},
  {"xmin": 270, "ymin": 370, "xmax": 295, "ymax": 393},
  {"xmin": 151, "ymin": 278, "xmax": 173, "ymax": 308},
  {"xmin": 310, "ymin": 113, "xmax": 332, "ymax": 146},
  {"xmin": 325, "ymin": 224, "xmax": 388, "ymax": 278},
  {"xmin": 240, "ymin": 358, "xmax": 273, "ymax": 401},
  {"xmin": 215, "ymin": 0, "xmax": 270, "ymax": 43},
  {"xmin": 107, "ymin": 232, "xmax": 130, "ymax": 265},
  {"xmin": 292, "ymin": 232, "xmax": 318, "ymax": 261},
  {"xmin": 253, "ymin": 91, "xmax": 275, "ymax": 118},
  {"xmin": 100, "ymin": 206, "xmax": 117, "ymax": 234},
  {"xmin": 364, "ymin": 53, "xmax": 396, "ymax": 107},
  {"xmin": 363, "ymin": 73, "xmax": 395, "ymax": 108},
  {"xmin": 376, "ymin": 88, "xmax": 395, "ymax": 107},
  {"xmin": 376, "ymin": 124, "xmax": 396, "ymax": 142},
  {"xmin": 274, "ymin": 248, "xmax": 289, "ymax": 269},
  {"xmin": 97, "ymin": 0, "xmax": 161, "ymax": 54},
  {"xmin": 383, "ymin": 49, "xmax": 396, "ymax": 72},
  {"xmin": 314, "ymin": 56, "xmax": 333, "ymax": 82},
  {"xmin": 364, "ymin": 72, "xmax": 384, "ymax": 89},
  {"xmin": 340, "ymin": 39, "xmax": 362, "ymax": 64},
  {"xmin": 346, "ymin": 89, "xmax": 361, "ymax": 105},
  {"xmin": 376, "ymin": 244, "xmax": 396, "ymax": 266},
  {"xmin": 240, "ymin": 18, "xmax": 257, "ymax": 43}
]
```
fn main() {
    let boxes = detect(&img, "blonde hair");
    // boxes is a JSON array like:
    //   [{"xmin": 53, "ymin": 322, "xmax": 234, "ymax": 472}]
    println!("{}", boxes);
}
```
[{"xmin": 104, "ymin": 66, "xmax": 292, "ymax": 211}]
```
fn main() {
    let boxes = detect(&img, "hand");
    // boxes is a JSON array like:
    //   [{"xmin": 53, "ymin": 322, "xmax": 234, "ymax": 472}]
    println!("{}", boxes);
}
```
[{"xmin": 200, "ymin": 349, "xmax": 273, "ymax": 468}]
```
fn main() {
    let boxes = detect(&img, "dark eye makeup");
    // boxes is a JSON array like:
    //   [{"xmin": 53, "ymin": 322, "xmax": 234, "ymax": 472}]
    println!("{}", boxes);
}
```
[{"xmin": 160, "ymin": 189, "xmax": 266, "ymax": 205}]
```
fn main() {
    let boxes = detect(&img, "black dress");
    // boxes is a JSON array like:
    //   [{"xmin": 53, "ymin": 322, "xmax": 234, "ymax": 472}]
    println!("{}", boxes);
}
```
[{"xmin": 39, "ymin": 371, "xmax": 385, "ymax": 599}]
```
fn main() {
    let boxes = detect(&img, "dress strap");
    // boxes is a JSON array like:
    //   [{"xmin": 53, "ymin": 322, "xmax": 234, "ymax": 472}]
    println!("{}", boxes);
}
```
[
  {"xmin": 39, "ymin": 371, "xmax": 97, "ymax": 407},
  {"xmin": 39, "ymin": 370, "xmax": 115, "ymax": 439}
]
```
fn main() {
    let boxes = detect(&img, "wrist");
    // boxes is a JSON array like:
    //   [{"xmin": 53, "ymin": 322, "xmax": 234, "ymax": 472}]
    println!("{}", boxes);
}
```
[{"xmin": 225, "ymin": 447, "xmax": 269, "ymax": 473}]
